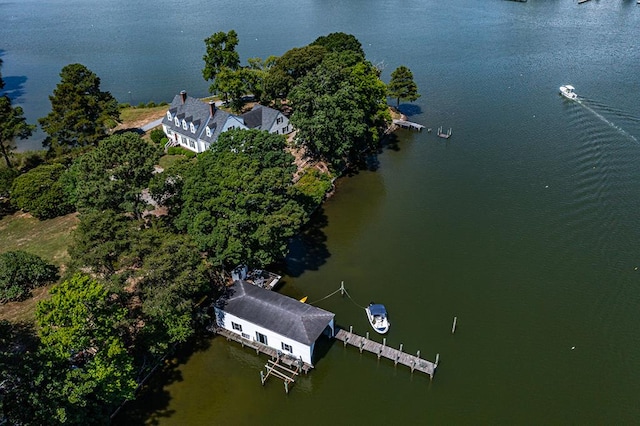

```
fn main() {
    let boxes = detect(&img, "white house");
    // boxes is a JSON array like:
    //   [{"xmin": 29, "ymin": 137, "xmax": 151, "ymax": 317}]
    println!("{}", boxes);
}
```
[
  {"xmin": 214, "ymin": 280, "xmax": 335, "ymax": 366},
  {"xmin": 162, "ymin": 91, "xmax": 292, "ymax": 154}
]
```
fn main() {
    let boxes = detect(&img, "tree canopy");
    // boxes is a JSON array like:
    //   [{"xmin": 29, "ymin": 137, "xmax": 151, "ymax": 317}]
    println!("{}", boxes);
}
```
[
  {"xmin": 72, "ymin": 132, "xmax": 160, "ymax": 219},
  {"xmin": 0, "ymin": 94, "xmax": 35, "ymax": 169},
  {"xmin": 387, "ymin": 65, "xmax": 420, "ymax": 107},
  {"xmin": 0, "ymin": 251, "xmax": 58, "ymax": 303},
  {"xmin": 10, "ymin": 163, "xmax": 74, "ymax": 219},
  {"xmin": 38, "ymin": 63, "xmax": 119, "ymax": 153},
  {"xmin": 35, "ymin": 274, "xmax": 137, "ymax": 424},
  {"xmin": 174, "ymin": 148, "xmax": 305, "ymax": 268},
  {"xmin": 311, "ymin": 32, "xmax": 365, "ymax": 57},
  {"xmin": 202, "ymin": 30, "xmax": 241, "ymax": 94}
]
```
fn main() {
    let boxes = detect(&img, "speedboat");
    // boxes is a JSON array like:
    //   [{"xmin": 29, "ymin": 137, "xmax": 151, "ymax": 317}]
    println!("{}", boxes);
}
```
[
  {"xmin": 559, "ymin": 85, "xmax": 577, "ymax": 100},
  {"xmin": 365, "ymin": 303, "xmax": 390, "ymax": 334}
]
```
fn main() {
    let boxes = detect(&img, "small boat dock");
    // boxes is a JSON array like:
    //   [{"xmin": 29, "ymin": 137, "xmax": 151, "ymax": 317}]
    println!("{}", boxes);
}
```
[
  {"xmin": 437, "ymin": 126, "xmax": 452, "ymax": 139},
  {"xmin": 393, "ymin": 119, "xmax": 425, "ymax": 132},
  {"xmin": 334, "ymin": 326, "xmax": 438, "ymax": 379}
]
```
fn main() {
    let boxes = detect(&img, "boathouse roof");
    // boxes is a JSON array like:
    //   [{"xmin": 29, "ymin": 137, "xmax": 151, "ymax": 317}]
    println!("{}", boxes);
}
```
[{"xmin": 217, "ymin": 281, "xmax": 334, "ymax": 346}]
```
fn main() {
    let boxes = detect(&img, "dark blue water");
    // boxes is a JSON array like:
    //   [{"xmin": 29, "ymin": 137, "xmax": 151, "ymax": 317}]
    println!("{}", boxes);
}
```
[{"xmin": 3, "ymin": 0, "xmax": 640, "ymax": 423}]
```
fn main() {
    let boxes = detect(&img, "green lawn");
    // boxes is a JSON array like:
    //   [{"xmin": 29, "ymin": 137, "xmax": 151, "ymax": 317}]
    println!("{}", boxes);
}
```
[{"xmin": 0, "ymin": 211, "xmax": 78, "ymax": 267}]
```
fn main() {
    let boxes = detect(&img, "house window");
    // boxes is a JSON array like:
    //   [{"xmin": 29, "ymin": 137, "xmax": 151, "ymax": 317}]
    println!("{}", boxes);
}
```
[
  {"xmin": 284, "ymin": 125, "xmax": 289, "ymax": 133},
  {"xmin": 206, "ymin": 127, "xmax": 211, "ymax": 137},
  {"xmin": 242, "ymin": 333, "xmax": 250, "ymax": 339},
  {"xmin": 190, "ymin": 123, "xmax": 195, "ymax": 133},
  {"xmin": 174, "ymin": 117, "xmax": 180, "ymax": 126},
  {"xmin": 232, "ymin": 322, "xmax": 242, "ymax": 332},
  {"xmin": 256, "ymin": 332, "xmax": 268, "ymax": 345},
  {"xmin": 276, "ymin": 116, "xmax": 283, "ymax": 124},
  {"xmin": 182, "ymin": 120, "xmax": 187, "ymax": 130},
  {"xmin": 281, "ymin": 342, "xmax": 293, "ymax": 353},
  {"xmin": 166, "ymin": 112, "xmax": 172, "ymax": 120}
]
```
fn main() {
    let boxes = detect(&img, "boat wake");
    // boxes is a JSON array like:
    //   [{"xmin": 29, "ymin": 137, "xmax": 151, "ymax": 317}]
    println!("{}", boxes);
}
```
[{"xmin": 575, "ymin": 98, "xmax": 639, "ymax": 144}]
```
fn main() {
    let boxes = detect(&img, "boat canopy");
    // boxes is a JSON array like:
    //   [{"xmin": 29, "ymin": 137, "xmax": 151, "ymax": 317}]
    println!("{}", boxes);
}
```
[
  {"xmin": 369, "ymin": 304, "xmax": 387, "ymax": 316},
  {"xmin": 564, "ymin": 85, "xmax": 575, "ymax": 90}
]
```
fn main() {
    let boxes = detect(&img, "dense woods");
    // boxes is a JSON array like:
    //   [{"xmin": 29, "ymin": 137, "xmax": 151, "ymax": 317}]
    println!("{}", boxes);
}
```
[{"xmin": 0, "ymin": 32, "xmax": 420, "ymax": 424}]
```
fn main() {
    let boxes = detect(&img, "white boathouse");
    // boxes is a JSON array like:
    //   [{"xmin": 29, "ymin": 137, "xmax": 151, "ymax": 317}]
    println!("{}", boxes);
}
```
[{"xmin": 214, "ymin": 280, "xmax": 335, "ymax": 366}]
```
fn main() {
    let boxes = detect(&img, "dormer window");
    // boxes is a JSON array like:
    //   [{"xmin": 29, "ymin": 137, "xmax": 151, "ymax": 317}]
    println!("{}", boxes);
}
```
[
  {"xmin": 276, "ymin": 116, "xmax": 284, "ymax": 124},
  {"xmin": 182, "ymin": 119, "xmax": 187, "ymax": 130},
  {"xmin": 206, "ymin": 127, "xmax": 211, "ymax": 137},
  {"xmin": 190, "ymin": 123, "xmax": 196, "ymax": 133},
  {"xmin": 167, "ymin": 111, "xmax": 172, "ymax": 121},
  {"xmin": 174, "ymin": 117, "xmax": 179, "ymax": 126}
]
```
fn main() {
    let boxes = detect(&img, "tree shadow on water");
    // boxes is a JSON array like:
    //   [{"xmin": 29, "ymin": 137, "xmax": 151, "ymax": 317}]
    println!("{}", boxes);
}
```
[
  {"xmin": 280, "ymin": 207, "xmax": 330, "ymax": 278},
  {"xmin": 397, "ymin": 103, "xmax": 423, "ymax": 117},
  {"xmin": 1, "ymin": 76, "xmax": 28, "ymax": 103},
  {"xmin": 112, "ymin": 336, "xmax": 213, "ymax": 425}
]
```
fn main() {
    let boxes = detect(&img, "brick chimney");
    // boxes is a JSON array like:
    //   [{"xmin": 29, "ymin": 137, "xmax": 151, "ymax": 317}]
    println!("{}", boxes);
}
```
[
  {"xmin": 180, "ymin": 90, "xmax": 187, "ymax": 104},
  {"xmin": 208, "ymin": 100, "xmax": 216, "ymax": 116}
]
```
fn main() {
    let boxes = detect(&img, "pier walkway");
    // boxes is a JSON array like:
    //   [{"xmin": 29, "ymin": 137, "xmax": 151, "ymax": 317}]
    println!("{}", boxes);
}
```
[
  {"xmin": 334, "ymin": 327, "xmax": 438, "ymax": 379},
  {"xmin": 393, "ymin": 119, "xmax": 425, "ymax": 132}
]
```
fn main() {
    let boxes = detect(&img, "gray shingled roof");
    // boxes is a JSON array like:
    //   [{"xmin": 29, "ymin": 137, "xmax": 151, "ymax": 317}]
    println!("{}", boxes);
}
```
[
  {"xmin": 217, "ymin": 281, "xmax": 334, "ymax": 346},
  {"xmin": 241, "ymin": 104, "xmax": 280, "ymax": 131},
  {"xmin": 162, "ymin": 94, "xmax": 212, "ymax": 141}
]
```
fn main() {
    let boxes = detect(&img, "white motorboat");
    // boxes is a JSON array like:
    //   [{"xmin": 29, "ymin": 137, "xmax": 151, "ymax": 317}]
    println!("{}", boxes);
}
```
[
  {"xmin": 559, "ymin": 85, "xmax": 577, "ymax": 100},
  {"xmin": 365, "ymin": 303, "xmax": 390, "ymax": 334}
]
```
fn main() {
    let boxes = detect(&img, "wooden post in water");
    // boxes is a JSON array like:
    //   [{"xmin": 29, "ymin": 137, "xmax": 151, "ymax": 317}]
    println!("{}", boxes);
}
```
[
  {"xmin": 340, "ymin": 281, "xmax": 345, "ymax": 296},
  {"xmin": 452, "ymin": 316, "xmax": 458, "ymax": 334},
  {"xmin": 260, "ymin": 370, "xmax": 265, "ymax": 385},
  {"xmin": 435, "ymin": 353, "xmax": 440, "ymax": 366},
  {"xmin": 284, "ymin": 380, "xmax": 289, "ymax": 394},
  {"xmin": 383, "ymin": 337, "xmax": 386, "ymax": 348},
  {"xmin": 359, "ymin": 337, "xmax": 364, "ymax": 353},
  {"xmin": 417, "ymin": 350, "xmax": 421, "ymax": 359},
  {"xmin": 366, "ymin": 331, "xmax": 369, "ymax": 340},
  {"xmin": 399, "ymin": 343, "xmax": 403, "ymax": 353}
]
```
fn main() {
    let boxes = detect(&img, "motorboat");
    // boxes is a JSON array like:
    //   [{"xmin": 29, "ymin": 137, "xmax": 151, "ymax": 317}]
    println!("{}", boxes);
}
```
[
  {"xmin": 365, "ymin": 303, "xmax": 390, "ymax": 334},
  {"xmin": 559, "ymin": 85, "xmax": 577, "ymax": 100}
]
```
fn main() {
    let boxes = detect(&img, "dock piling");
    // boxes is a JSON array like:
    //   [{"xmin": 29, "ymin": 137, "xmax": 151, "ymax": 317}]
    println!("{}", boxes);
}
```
[{"xmin": 452, "ymin": 316, "xmax": 458, "ymax": 334}]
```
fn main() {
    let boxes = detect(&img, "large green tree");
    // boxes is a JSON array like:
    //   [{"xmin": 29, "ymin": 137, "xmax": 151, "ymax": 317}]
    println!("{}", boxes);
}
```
[
  {"xmin": 73, "ymin": 132, "xmax": 160, "ymax": 219},
  {"xmin": 0, "ymin": 95, "xmax": 35, "ymax": 168},
  {"xmin": 263, "ymin": 45, "xmax": 327, "ymax": 102},
  {"xmin": 35, "ymin": 274, "xmax": 137, "ymax": 424},
  {"xmin": 387, "ymin": 65, "xmax": 420, "ymax": 107},
  {"xmin": 10, "ymin": 163, "xmax": 74, "ymax": 219},
  {"xmin": 290, "ymin": 50, "xmax": 388, "ymax": 168},
  {"xmin": 311, "ymin": 32, "xmax": 365, "ymax": 57},
  {"xmin": 39, "ymin": 63, "xmax": 119, "ymax": 153},
  {"xmin": 175, "ymin": 149, "xmax": 305, "ymax": 268},
  {"xmin": 0, "ymin": 251, "xmax": 58, "ymax": 303},
  {"xmin": 202, "ymin": 30, "xmax": 241, "ymax": 94}
]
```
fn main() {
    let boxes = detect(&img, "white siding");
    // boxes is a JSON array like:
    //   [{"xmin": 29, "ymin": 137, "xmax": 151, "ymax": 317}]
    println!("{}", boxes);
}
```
[{"xmin": 215, "ymin": 308, "xmax": 314, "ymax": 364}]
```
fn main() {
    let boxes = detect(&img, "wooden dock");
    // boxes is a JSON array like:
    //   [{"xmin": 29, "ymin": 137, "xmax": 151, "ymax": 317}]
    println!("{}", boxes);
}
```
[
  {"xmin": 437, "ymin": 126, "xmax": 452, "ymax": 139},
  {"xmin": 213, "ymin": 326, "xmax": 313, "ymax": 373},
  {"xmin": 393, "ymin": 119, "xmax": 425, "ymax": 132},
  {"xmin": 334, "ymin": 327, "xmax": 438, "ymax": 379}
]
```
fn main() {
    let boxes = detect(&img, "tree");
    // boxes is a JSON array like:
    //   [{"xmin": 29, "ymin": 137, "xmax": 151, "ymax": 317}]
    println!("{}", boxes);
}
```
[
  {"xmin": 290, "ymin": 51, "xmax": 388, "ymax": 168},
  {"xmin": 311, "ymin": 32, "xmax": 365, "ymax": 57},
  {"xmin": 202, "ymin": 30, "xmax": 240, "ymax": 93},
  {"xmin": 10, "ymin": 163, "xmax": 74, "ymax": 219},
  {"xmin": 69, "ymin": 209, "xmax": 136, "ymax": 277},
  {"xmin": 263, "ymin": 45, "xmax": 327, "ymax": 102},
  {"xmin": 175, "ymin": 149, "xmax": 306, "ymax": 268},
  {"xmin": 35, "ymin": 274, "xmax": 137, "ymax": 424},
  {"xmin": 0, "ymin": 251, "xmax": 58, "ymax": 303},
  {"xmin": 0, "ymin": 95, "xmax": 35, "ymax": 168},
  {"xmin": 73, "ymin": 132, "xmax": 160, "ymax": 219},
  {"xmin": 38, "ymin": 63, "xmax": 119, "ymax": 153},
  {"xmin": 212, "ymin": 128, "xmax": 293, "ymax": 171},
  {"xmin": 387, "ymin": 65, "xmax": 420, "ymax": 107}
]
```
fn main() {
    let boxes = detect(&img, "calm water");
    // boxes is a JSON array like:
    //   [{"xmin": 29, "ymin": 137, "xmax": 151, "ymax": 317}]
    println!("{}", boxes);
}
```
[{"xmin": 4, "ymin": 0, "xmax": 640, "ymax": 423}]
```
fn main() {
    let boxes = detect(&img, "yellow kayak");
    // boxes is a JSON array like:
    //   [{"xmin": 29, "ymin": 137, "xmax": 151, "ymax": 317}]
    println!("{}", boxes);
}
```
[{"xmin": 299, "ymin": 296, "xmax": 308, "ymax": 303}]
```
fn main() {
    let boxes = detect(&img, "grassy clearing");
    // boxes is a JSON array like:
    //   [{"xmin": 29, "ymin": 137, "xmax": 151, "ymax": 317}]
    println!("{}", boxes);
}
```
[
  {"xmin": 0, "ymin": 211, "xmax": 78, "ymax": 266},
  {"xmin": 158, "ymin": 154, "xmax": 186, "ymax": 170},
  {"xmin": 118, "ymin": 105, "xmax": 168, "ymax": 125},
  {"xmin": 0, "ymin": 211, "xmax": 78, "ymax": 322}
]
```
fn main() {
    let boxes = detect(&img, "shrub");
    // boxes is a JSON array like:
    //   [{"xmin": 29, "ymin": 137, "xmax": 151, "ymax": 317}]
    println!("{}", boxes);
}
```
[
  {"xmin": 146, "ymin": 101, "xmax": 156, "ymax": 108},
  {"xmin": 0, "ymin": 251, "xmax": 59, "ymax": 303},
  {"xmin": 159, "ymin": 101, "xmax": 168, "ymax": 106},
  {"xmin": 167, "ymin": 146, "xmax": 196, "ymax": 158},
  {"xmin": 295, "ymin": 168, "xmax": 333, "ymax": 207},
  {"xmin": 119, "ymin": 102, "xmax": 131, "ymax": 109},
  {"xmin": 137, "ymin": 102, "xmax": 146, "ymax": 109},
  {"xmin": 0, "ymin": 167, "xmax": 18, "ymax": 198},
  {"xmin": 10, "ymin": 163, "xmax": 74, "ymax": 219},
  {"xmin": 150, "ymin": 129, "xmax": 166, "ymax": 144}
]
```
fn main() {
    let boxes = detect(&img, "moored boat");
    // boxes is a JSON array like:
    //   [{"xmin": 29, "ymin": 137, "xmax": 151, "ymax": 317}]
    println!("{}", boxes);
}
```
[
  {"xmin": 365, "ymin": 303, "xmax": 390, "ymax": 334},
  {"xmin": 559, "ymin": 85, "xmax": 578, "ymax": 100}
]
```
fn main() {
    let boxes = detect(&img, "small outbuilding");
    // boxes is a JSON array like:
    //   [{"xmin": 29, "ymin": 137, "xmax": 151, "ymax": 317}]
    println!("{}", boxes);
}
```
[{"xmin": 214, "ymin": 280, "xmax": 335, "ymax": 366}]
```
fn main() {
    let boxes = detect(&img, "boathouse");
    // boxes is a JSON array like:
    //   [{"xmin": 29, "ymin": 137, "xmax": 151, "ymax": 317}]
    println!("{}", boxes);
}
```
[{"xmin": 214, "ymin": 280, "xmax": 335, "ymax": 366}]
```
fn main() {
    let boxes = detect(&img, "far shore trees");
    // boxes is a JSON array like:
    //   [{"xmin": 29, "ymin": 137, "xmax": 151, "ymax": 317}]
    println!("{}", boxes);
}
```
[
  {"xmin": 387, "ymin": 65, "xmax": 420, "ymax": 107},
  {"xmin": 39, "ymin": 63, "xmax": 119, "ymax": 154}
]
